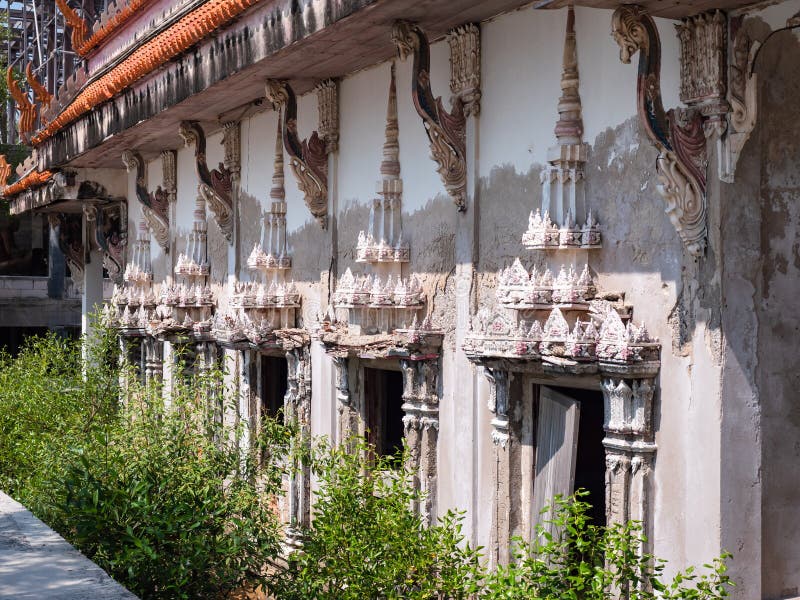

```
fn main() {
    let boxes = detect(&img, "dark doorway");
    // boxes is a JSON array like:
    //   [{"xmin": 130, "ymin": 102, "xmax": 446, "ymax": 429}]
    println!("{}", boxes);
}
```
[
  {"xmin": 363, "ymin": 367, "xmax": 405, "ymax": 459},
  {"xmin": 551, "ymin": 386, "xmax": 606, "ymax": 527},
  {"xmin": 260, "ymin": 355, "xmax": 288, "ymax": 424}
]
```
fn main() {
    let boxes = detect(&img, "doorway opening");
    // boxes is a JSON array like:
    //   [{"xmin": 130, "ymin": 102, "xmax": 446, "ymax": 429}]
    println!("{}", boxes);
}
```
[
  {"xmin": 260, "ymin": 355, "xmax": 288, "ymax": 424},
  {"xmin": 363, "ymin": 367, "xmax": 405, "ymax": 459},
  {"xmin": 533, "ymin": 385, "xmax": 606, "ymax": 529}
]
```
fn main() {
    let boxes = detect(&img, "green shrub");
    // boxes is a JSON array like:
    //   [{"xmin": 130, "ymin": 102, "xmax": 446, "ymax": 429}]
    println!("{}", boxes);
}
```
[
  {"xmin": 56, "ymin": 366, "xmax": 290, "ymax": 599},
  {"xmin": 267, "ymin": 439, "xmax": 483, "ymax": 600},
  {"xmin": 482, "ymin": 491, "xmax": 732, "ymax": 600}
]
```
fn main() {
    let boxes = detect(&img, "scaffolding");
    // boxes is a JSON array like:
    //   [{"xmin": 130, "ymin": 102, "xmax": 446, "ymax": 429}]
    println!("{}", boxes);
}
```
[{"xmin": 1, "ymin": 1, "xmax": 104, "ymax": 145}]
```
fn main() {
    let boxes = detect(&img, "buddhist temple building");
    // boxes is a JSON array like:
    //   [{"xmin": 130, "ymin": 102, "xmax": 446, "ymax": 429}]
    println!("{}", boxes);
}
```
[{"xmin": 3, "ymin": 0, "xmax": 800, "ymax": 597}]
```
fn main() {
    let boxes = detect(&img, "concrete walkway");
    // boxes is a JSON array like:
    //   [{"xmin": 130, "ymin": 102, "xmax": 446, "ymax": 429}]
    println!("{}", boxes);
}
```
[{"xmin": 0, "ymin": 492, "xmax": 137, "ymax": 599}]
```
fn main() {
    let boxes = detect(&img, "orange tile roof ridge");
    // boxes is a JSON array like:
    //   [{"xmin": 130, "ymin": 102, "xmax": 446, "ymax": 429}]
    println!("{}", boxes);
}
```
[
  {"xmin": 34, "ymin": 0, "xmax": 261, "ymax": 145},
  {"xmin": 3, "ymin": 170, "xmax": 54, "ymax": 198},
  {"xmin": 78, "ymin": 0, "xmax": 159, "ymax": 57}
]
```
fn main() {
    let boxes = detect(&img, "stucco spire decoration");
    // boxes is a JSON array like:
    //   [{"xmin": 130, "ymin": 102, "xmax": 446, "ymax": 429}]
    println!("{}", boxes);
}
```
[
  {"xmin": 54, "ymin": 0, "xmax": 89, "ymax": 53},
  {"xmin": 178, "ymin": 121, "xmax": 234, "ymax": 241},
  {"xmin": 334, "ymin": 63, "xmax": 424, "ymax": 334},
  {"xmin": 217, "ymin": 110, "xmax": 300, "ymax": 343},
  {"xmin": 554, "ymin": 5, "xmax": 582, "ymax": 145},
  {"xmin": 7, "ymin": 68, "xmax": 35, "ymax": 140},
  {"xmin": 265, "ymin": 80, "xmax": 329, "ymax": 228},
  {"xmin": 611, "ymin": 5, "xmax": 707, "ymax": 257},
  {"xmin": 111, "ymin": 220, "xmax": 157, "ymax": 331},
  {"xmin": 271, "ymin": 109, "xmax": 286, "ymax": 203},
  {"xmin": 525, "ymin": 5, "xmax": 599, "ymax": 251},
  {"xmin": 0, "ymin": 156, "xmax": 11, "ymax": 191},
  {"xmin": 392, "ymin": 21, "xmax": 468, "ymax": 211},
  {"xmin": 25, "ymin": 64, "xmax": 52, "ymax": 114},
  {"xmin": 122, "ymin": 150, "xmax": 172, "ymax": 252}
]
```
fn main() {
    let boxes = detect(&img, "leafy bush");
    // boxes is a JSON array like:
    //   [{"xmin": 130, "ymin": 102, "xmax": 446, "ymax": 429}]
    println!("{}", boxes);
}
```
[
  {"xmin": 0, "ymin": 331, "xmax": 118, "ymax": 513},
  {"xmin": 482, "ymin": 491, "xmax": 732, "ymax": 600},
  {"xmin": 268, "ymin": 439, "xmax": 483, "ymax": 600},
  {"xmin": 56, "ymin": 364, "xmax": 291, "ymax": 599},
  {"xmin": 0, "ymin": 328, "xmax": 290, "ymax": 599}
]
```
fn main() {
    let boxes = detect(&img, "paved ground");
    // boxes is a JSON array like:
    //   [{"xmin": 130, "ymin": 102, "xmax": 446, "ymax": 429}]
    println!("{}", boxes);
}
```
[{"xmin": 0, "ymin": 491, "xmax": 137, "ymax": 599}]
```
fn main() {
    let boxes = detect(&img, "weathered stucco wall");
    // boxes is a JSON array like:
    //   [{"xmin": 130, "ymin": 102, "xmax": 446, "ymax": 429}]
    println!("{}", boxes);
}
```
[
  {"xmin": 106, "ymin": 2, "xmax": 800, "ymax": 597},
  {"xmin": 753, "ymin": 25, "xmax": 800, "ymax": 600}
]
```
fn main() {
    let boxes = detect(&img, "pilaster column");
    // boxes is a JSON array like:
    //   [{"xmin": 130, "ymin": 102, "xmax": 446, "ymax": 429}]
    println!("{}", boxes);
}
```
[
  {"xmin": 601, "ymin": 377, "xmax": 656, "ymax": 575},
  {"xmin": 81, "ymin": 206, "xmax": 104, "ymax": 343},
  {"xmin": 285, "ymin": 348, "xmax": 312, "ymax": 547},
  {"xmin": 47, "ymin": 214, "xmax": 65, "ymax": 299},
  {"xmin": 400, "ymin": 358, "xmax": 440, "ymax": 525},
  {"xmin": 222, "ymin": 121, "xmax": 241, "ymax": 280},
  {"xmin": 144, "ymin": 337, "xmax": 163, "ymax": 387},
  {"xmin": 484, "ymin": 367, "xmax": 512, "ymax": 567},
  {"xmin": 333, "ymin": 356, "xmax": 358, "ymax": 445}
]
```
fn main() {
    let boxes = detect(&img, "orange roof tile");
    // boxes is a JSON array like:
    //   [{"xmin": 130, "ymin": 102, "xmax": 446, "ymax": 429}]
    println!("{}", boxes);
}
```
[
  {"xmin": 34, "ymin": 0, "xmax": 261, "ymax": 145},
  {"xmin": 77, "ymin": 0, "xmax": 157, "ymax": 57},
  {"xmin": 3, "ymin": 170, "xmax": 54, "ymax": 197}
]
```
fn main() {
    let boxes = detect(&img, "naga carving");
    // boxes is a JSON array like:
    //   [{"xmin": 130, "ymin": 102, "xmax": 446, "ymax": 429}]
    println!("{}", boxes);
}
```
[
  {"xmin": 25, "ymin": 63, "xmax": 52, "ymax": 119},
  {"xmin": 612, "ymin": 5, "xmax": 707, "ymax": 257},
  {"xmin": 122, "ymin": 150, "xmax": 171, "ymax": 252},
  {"xmin": 179, "ymin": 121, "xmax": 234, "ymax": 241},
  {"xmin": 50, "ymin": 213, "xmax": 85, "ymax": 291},
  {"xmin": 392, "ymin": 21, "xmax": 467, "ymax": 211},
  {"xmin": 90, "ymin": 202, "xmax": 127, "ymax": 283},
  {"xmin": 7, "ymin": 67, "xmax": 36, "ymax": 140},
  {"xmin": 265, "ymin": 80, "xmax": 329, "ymax": 228},
  {"xmin": 55, "ymin": 0, "xmax": 89, "ymax": 52}
]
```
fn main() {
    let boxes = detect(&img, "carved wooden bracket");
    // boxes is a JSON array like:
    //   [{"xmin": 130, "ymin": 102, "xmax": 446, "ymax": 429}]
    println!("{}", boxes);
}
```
[
  {"xmin": 87, "ymin": 201, "xmax": 127, "ymax": 283},
  {"xmin": 612, "ymin": 5, "xmax": 707, "ymax": 257},
  {"xmin": 392, "ymin": 21, "xmax": 468, "ymax": 211},
  {"xmin": 265, "ymin": 80, "xmax": 329, "ymax": 228},
  {"xmin": 49, "ymin": 212, "xmax": 84, "ymax": 290},
  {"xmin": 178, "ymin": 121, "xmax": 234, "ymax": 241},
  {"xmin": 122, "ymin": 150, "xmax": 173, "ymax": 252}
]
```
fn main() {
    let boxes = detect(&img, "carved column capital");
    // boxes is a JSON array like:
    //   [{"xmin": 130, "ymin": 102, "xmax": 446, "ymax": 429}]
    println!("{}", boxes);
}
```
[
  {"xmin": 222, "ymin": 121, "xmax": 241, "ymax": 177},
  {"xmin": 333, "ymin": 356, "xmax": 350, "ymax": 408},
  {"xmin": 676, "ymin": 11, "xmax": 728, "ymax": 123},
  {"xmin": 316, "ymin": 79, "xmax": 339, "ymax": 154},
  {"xmin": 483, "ymin": 367, "xmax": 510, "ymax": 447},
  {"xmin": 447, "ymin": 24, "xmax": 481, "ymax": 117}
]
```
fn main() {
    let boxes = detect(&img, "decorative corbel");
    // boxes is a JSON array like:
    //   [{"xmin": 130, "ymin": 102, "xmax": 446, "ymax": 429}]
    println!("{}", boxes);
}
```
[
  {"xmin": 612, "ymin": 5, "xmax": 708, "ymax": 257},
  {"xmin": 122, "ymin": 150, "xmax": 171, "ymax": 252},
  {"xmin": 392, "ymin": 21, "xmax": 468, "ymax": 211},
  {"xmin": 447, "ymin": 24, "xmax": 481, "ymax": 117},
  {"xmin": 720, "ymin": 16, "xmax": 760, "ymax": 183},
  {"xmin": 54, "ymin": 0, "xmax": 89, "ymax": 54},
  {"xmin": 91, "ymin": 202, "xmax": 127, "ymax": 283},
  {"xmin": 316, "ymin": 79, "xmax": 340, "ymax": 153},
  {"xmin": 265, "ymin": 80, "xmax": 329, "ymax": 228},
  {"xmin": 51, "ymin": 212, "xmax": 85, "ymax": 291},
  {"xmin": 7, "ymin": 67, "xmax": 36, "ymax": 141},
  {"xmin": 178, "ymin": 121, "xmax": 234, "ymax": 241}
]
